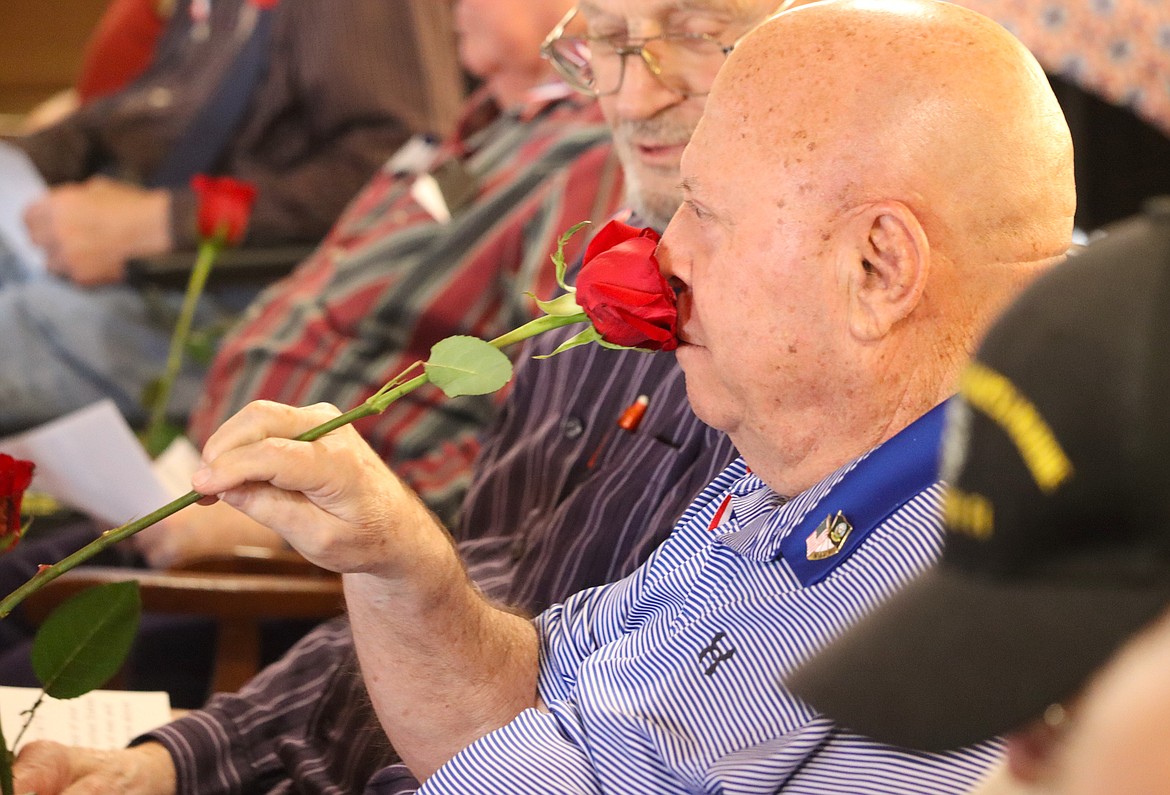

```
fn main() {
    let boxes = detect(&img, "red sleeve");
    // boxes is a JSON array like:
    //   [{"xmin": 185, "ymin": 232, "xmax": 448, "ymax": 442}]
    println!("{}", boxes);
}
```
[{"xmin": 76, "ymin": 0, "xmax": 166, "ymax": 102}]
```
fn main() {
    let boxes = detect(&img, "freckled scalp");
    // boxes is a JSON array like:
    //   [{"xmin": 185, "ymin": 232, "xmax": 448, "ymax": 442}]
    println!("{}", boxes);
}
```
[{"xmin": 710, "ymin": 0, "xmax": 1076, "ymax": 262}]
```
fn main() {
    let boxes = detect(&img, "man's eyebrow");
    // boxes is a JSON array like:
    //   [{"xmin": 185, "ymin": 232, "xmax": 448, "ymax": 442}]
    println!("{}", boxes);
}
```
[
  {"xmin": 678, "ymin": 177, "xmax": 699, "ymax": 196},
  {"xmin": 578, "ymin": 0, "xmax": 750, "ymax": 23},
  {"xmin": 673, "ymin": 0, "xmax": 751, "ymax": 17}
]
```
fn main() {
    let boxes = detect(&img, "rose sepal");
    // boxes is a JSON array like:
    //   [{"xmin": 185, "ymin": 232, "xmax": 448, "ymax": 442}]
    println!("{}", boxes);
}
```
[
  {"xmin": 527, "ymin": 291, "xmax": 585, "ymax": 318},
  {"xmin": 551, "ymin": 220, "xmax": 591, "ymax": 293},
  {"xmin": 0, "ymin": 520, "xmax": 31, "ymax": 556},
  {"xmin": 534, "ymin": 325, "xmax": 603, "ymax": 359}
]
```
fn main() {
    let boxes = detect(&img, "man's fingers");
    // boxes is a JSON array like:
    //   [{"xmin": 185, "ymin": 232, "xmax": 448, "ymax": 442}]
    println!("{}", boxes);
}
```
[
  {"xmin": 194, "ymin": 401, "xmax": 360, "ymax": 500},
  {"xmin": 23, "ymin": 198, "xmax": 59, "ymax": 263},
  {"xmin": 23, "ymin": 193, "xmax": 74, "ymax": 279},
  {"xmin": 13, "ymin": 741, "xmax": 104, "ymax": 795},
  {"xmin": 15, "ymin": 741, "xmax": 176, "ymax": 795},
  {"xmin": 213, "ymin": 480, "xmax": 325, "ymax": 540},
  {"xmin": 193, "ymin": 433, "xmax": 346, "ymax": 498},
  {"xmin": 12, "ymin": 740, "xmax": 71, "ymax": 794},
  {"xmin": 199, "ymin": 401, "xmax": 343, "ymax": 465}
]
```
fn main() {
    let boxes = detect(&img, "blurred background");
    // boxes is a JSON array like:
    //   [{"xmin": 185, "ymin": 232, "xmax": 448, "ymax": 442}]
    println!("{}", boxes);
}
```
[{"xmin": 0, "ymin": 0, "xmax": 112, "ymax": 131}]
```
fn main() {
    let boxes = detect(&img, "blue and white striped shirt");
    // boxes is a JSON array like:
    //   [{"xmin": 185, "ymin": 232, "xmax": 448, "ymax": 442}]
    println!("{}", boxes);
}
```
[{"xmin": 419, "ymin": 421, "xmax": 1001, "ymax": 794}]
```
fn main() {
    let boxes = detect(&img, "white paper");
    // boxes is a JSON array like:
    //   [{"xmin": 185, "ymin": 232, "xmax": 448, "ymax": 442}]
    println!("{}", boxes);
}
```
[
  {"xmin": 0, "ymin": 140, "xmax": 47, "ymax": 276},
  {"xmin": 152, "ymin": 434, "xmax": 203, "ymax": 500},
  {"xmin": 0, "ymin": 400, "xmax": 174, "ymax": 527},
  {"xmin": 0, "ymin": 686, "xmax": 171, "ymax": 751}
]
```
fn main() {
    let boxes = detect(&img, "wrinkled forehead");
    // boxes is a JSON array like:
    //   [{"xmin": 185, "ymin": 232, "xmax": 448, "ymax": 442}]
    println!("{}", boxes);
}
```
[{"xmin": 576, "ymin": 0, "xmax": 766, "ymax": 30}]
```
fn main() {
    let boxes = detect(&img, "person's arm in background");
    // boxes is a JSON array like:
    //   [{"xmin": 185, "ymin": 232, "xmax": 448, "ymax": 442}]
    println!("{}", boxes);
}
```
[
  {"xmin": 14, "ymin": 0, "xmax": 173, "ymax": 281},
  {"xmin": 12, "ymin": 617, "xmax": 377, "ymax": 795},
  {"xmin": 18, "ymin": 0, "xmax": 169, "ymax": 133},
  {"xmin": 18, "ymin": 0, "xmax": 462, "ymax": 283},
  {"xmin": 77, "ymin": 0, "xmax": 170, "ymax": 104},
  {"xmin": 13, "ymin": 741, "xmax": 176, "ymax": 795},
  {"xmin": 168, "ymin": 0, "xmax": 464, "ymax": 251}
]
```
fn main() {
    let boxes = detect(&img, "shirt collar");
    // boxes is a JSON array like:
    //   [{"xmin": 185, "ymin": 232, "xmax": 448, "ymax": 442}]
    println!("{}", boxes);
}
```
[
  {"xmin": 710, "ymin": 400, "xmax": 949, "ymax": 572},
  {"xmin": 712, "ymin": 456, "xmax": 859, "ymax": 563}
]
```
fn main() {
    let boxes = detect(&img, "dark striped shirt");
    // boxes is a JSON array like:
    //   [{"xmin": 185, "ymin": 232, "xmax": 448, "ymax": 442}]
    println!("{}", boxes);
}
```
[
  {"xmin": 146, "ymin": 314, "xmax": 740, "ymax": 795},
  {"xmin": 187, "ymin": 87, "xmax": 624, "ymax": 528}
]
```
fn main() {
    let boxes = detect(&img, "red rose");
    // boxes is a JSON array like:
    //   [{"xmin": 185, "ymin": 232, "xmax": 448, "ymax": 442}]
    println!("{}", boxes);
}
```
[
  {"xmin": 192, "ymin": 175, "xmax": 258, "ymax": 246},
  {"xmin": 0, "ymin": 453, "xmax": 35, "ymax": 550},
  {"xmin": 575, "ymin": 220, "xmax": 678, "ymax": 352}
]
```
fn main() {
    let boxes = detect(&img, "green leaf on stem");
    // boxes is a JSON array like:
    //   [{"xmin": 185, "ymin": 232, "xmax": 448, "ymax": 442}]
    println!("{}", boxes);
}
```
[
  {"xmin": 423, "ymin": 336, "xmax": 513, "ymax": 397},
  {"xmin": 31, "ymin": 581, "xmax": 141, "ymax": 699}
]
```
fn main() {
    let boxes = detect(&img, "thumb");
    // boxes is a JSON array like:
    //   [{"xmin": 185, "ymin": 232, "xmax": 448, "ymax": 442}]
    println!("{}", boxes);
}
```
[{"xmin": 13, "ymin": 740, "xmax": 84, "ymax": 794}]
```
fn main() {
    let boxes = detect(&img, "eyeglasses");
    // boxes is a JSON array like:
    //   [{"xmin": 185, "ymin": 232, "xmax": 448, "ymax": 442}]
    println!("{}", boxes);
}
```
[{"xmin": 540, "ymin": 7, "xmax": 737, "ymax": 98}]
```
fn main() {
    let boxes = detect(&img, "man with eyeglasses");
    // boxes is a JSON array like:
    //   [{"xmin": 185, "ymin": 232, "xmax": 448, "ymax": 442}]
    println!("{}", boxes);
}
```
[
  {"xmin": 542, "ymin": 0, "xmax": 783, "ymax": 228},
  {"xmin": 80, "ymin": 1, "xmax": 1078, "ymax": 793}
]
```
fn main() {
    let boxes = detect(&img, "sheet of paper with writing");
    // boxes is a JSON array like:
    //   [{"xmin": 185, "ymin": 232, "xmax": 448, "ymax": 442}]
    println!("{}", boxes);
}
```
[{"xmin": 0, "ymin": 686, "xmax": 171, "ymax": 751}]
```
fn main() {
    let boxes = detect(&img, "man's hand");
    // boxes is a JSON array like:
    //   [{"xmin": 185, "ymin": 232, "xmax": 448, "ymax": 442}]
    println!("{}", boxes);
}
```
[
  {"xmin": 193, "ymin": 401, "xmax": 542, "ymax": 779},
  {"xmin": 24, "ymin": 177, "xmax": 173, "ymax": 286},
  {"xmin": 131, "ymin": 499, "xmax": 289, "ymax": 569},
  {"xmin": 13, "ymin": 740, "xmax": 177, "ymax": 795},
  {"xmin": 190, "ymin": 401, "xmax": 445, "ymax": 578}
]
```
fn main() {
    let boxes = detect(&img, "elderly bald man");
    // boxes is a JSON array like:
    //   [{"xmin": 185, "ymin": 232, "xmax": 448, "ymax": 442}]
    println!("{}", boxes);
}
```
[{"xmin": 160, "ymin": 0, "xmax": 1073, "ymax": 791}]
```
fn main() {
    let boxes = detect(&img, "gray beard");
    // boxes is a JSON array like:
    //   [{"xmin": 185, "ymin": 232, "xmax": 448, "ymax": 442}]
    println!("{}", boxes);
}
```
[{"xmin": 611, "ymin": 117, "xmax": 693, "ymax": 231}]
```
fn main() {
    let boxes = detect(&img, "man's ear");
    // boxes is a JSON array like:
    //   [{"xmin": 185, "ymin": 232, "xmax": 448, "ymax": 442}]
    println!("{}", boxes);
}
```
[{"xmin": 842, "ymin": 201, "xmax": 930, "ymax": 341}]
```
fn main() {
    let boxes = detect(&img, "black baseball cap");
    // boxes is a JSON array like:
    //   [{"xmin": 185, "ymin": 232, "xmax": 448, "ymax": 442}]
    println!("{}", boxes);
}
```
[{"xmin": 786, "ymin": 197, "xmax": 1170, "ymax": 751}]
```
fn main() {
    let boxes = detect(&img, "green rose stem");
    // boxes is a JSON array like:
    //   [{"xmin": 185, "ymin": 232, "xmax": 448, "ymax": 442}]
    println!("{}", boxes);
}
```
[
  {"xmin": 142, "ymin": 227, "xmax": 228, "ymax": 457},
  {"xmin": 0, "ymin": 311, "xmax": 587, "ymax": 621}
]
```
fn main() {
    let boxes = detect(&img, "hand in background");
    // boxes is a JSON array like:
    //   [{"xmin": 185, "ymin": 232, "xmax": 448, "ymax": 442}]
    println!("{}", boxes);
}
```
[
  {"xmin": 13, "ymin": 740, "xmax": 176, "ymax": 795},
  {"xmin": 130, "ymin": 498, "xmax": 289, "ymax": 570},
  {"xmin": 24, "ymin": 177, "xmax": 172, "ymax": 286}
]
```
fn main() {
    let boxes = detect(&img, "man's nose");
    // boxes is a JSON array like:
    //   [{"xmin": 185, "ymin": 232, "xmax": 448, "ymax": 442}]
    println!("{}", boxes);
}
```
[
  {"xmin": 656, "ymin": 221, "xmax": 689, "ymax": 286},
  {"xmin": 610, "ymin": 55, "xmax": 686, "ymax": 120}
]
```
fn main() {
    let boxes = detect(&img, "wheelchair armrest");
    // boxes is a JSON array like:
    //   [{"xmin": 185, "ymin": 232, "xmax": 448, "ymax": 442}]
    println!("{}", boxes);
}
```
[{"xmin": 126, "ymin": 244, "xmax": 316, "ymax": 288}]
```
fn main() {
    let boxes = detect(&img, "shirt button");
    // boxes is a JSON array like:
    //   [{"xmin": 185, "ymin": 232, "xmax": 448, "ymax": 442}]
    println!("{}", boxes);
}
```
[
  {"xmin": 510, "ymin": 537, "xmax": 526, "ymax": 561},
  {"xmin": 561, "ymin": 416, "xmax": 584, "ymax": 439}
]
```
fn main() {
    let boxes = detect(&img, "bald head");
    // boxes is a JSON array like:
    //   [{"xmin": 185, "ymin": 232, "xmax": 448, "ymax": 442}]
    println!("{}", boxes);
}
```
[
  {"xmin": 660, "ymin": 0, "xmax": 1076, "ymax": 492},
  {"xmin": 716, "ymin": 0, "xmax": 1075, "ymax": 266}
]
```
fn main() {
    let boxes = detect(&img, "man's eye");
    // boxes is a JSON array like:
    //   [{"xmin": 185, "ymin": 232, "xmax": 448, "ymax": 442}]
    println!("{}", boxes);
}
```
[
  {"xmin": 672, "ymin": 24, "xmax": 724, "ymax": 38},
  {"xmin": 586, "ymin": 27, "xmax": 628, "ymax": 42},
  {"xmin": 588, "ymin": 35, "xmax": 626, "ymax": 56},
  {"xmin": 685, "ymin": 200, "xmax": 711, "ymax": 221},
  {"xmin": 664, "ymin": 11, "xmax": 732, "ymax": 39}
]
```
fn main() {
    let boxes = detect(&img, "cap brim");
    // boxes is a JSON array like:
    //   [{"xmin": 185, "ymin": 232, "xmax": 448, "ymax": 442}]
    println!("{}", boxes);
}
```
[{"xmin": 785, "ymin": 565, "xmax": 1170, "ymax": 751}]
